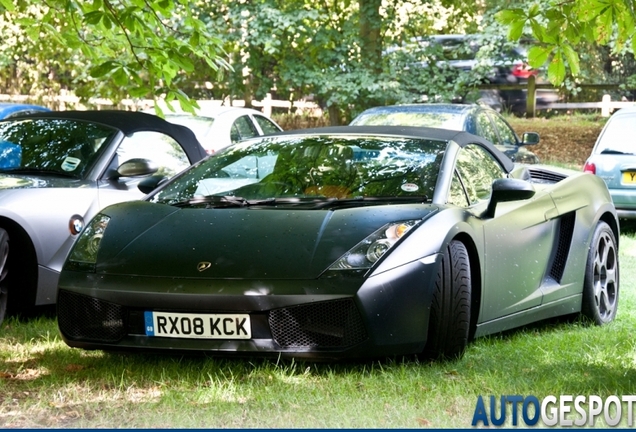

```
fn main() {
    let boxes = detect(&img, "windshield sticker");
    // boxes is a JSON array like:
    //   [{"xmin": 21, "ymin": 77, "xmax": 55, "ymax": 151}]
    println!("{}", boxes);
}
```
[
  {"xmin": 61, "ymin": 157, "xmax": 81, "ymax": 172},
  {"xmin": 401, "ymin": 183, "xmax": 419, "ymax": 192}
]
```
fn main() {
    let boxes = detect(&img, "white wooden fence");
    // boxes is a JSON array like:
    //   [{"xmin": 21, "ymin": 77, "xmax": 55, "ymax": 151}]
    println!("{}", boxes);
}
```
[
  {"xmin": 0, "ymin": 92, "xmax": 323, "ymax": 117},
  {"xmin": 542, "ymin": 94, "xmax": 636, "ymax": 117},
  {"xmin": 2, "ymin": 90, "xmax": 634, "ymax": 117}
]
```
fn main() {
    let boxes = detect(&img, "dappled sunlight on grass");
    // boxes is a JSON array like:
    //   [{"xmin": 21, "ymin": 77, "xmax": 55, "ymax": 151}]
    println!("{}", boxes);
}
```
[{"xmin": 1, "ymin": 227, "xmax": 636, "ymax": 427}]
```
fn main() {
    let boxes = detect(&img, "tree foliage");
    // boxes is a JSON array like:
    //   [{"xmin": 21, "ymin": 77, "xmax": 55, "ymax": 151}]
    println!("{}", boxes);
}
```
[
  {"xmin": 496, "ymin": 0, "xmax": 636, "ymax": 85},
  {"xmin": 2, "ymin": 0, "xmax": 524, "ymax": 121},
  {"xmin": 1, "ymin": 0, "xmax": 230, "ymax": 113}
]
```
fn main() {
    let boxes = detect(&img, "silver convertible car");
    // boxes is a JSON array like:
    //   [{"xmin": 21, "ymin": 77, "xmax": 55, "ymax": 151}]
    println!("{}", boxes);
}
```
[{"xmin": 0, "ymin": 110, "xmax": 207, "ymax": 324}]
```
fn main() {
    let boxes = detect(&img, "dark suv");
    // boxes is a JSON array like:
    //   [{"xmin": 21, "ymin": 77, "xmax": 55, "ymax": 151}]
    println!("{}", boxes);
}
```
[{"xmin": 390, "ymin": 34, "xmax": 545, "ymax": 113}]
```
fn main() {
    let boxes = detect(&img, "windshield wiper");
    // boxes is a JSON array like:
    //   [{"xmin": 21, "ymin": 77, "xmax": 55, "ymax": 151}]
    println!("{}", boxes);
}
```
[
  {"xmin": 171, "ymin": 195, "xmax": 429, "ymax": 209},
  {"xmin": 172, "ymin": 195, "xmax": 276, "ymax": 208},
  {"xmin": 600, "ymin": 149, "xmax": 634, "ymax": 155},
  {"xmin": 311, "ymin": 195, "xmax": 429, "ymax": 209}
]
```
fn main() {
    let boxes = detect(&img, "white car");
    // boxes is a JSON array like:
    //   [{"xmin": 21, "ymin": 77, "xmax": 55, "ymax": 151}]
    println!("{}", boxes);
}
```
[{"xmin": 158, "ymin": 107, "xmax": 283, "ymax": 154}]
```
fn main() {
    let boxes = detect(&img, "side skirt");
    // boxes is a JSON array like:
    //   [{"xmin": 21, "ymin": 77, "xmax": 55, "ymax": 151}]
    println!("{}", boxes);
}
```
[{"xmin": 474, "ymin": 294, "xmax": 582, "ymax": 338}]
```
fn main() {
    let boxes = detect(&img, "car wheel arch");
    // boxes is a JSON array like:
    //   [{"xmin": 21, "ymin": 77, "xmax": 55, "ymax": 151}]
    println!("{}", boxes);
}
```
[
  {"xmin": 449, "ymin": 232, "xmax": 481, "ymax": 341},
  {"xmin": 598, "ymin": 211, "xmax": 620, "ymax": 249},
  {"xmin": 0, "ymin": 217, "xmax": 38, "ymax": 314}
]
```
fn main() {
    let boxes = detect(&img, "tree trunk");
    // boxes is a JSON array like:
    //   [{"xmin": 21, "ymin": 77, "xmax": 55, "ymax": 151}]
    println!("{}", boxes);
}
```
[{"xmin": 359, "ymin": 0, "xmax": 383, "ymax": 76}]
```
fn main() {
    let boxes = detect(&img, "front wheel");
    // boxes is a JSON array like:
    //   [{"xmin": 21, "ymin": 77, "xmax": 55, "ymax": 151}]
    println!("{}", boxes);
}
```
[
  {"xmin": 0, "ymin": 228, "xmax": 9, "ymax": 325},
  {"xmin": 422, "ymin": 240, "xmax": 471, "ymax": 360},
  {"xmin": 581, "ymin": 221, "xmax": 619, "ymax": 325}
]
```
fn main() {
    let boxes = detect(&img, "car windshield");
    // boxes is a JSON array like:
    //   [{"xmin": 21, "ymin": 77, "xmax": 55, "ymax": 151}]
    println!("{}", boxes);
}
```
[
  {"xmin": 149, "ymin": 135, "xmax": 446, "ymax": 206},
  {"xmin": 0, "ymin": 118, "xmax": 116, "ymax": 178},
  {"xmin": 596, "ymin": 114, "xmax": 636, "ymax": 155},
  {"xmin": 351, "ymin": 111, "xmax": 464, "ymax": 130},
  {"xmin": 164, "ymin": 115, "xmax": 216, "ymax": 141}
]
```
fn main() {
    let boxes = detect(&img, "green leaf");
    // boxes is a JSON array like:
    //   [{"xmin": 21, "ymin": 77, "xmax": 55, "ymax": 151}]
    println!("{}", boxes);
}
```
[
  {"xmin": 89, "ymin": 61, "xmax": 119, "ymax": 78},
  {"xmin": 112, "ymin": 67, "xmax": 129, "ymax": 86},
  {"xmin": 562, "ymin": 44, "xmax": 580, "ymax": 76},
  {"xmin": 508, "ymin": 21, "xmax": 525, "ymax": 41},
  {"xmin": 547, "ymin": 53, "xmax": 566, "ymax": 85},
  {"xmin": 495, "ymin": 9, "xmax": 525, "ymax": 25},
  {"xmin": 129, "ymin": 86, "xmax": 151, "ymax": 98},
  {"xmin": 577, "ymin": 0, "xmax": 609, "ymax": 22},
  {"xmin": 84, "ymin": 11, "xmax": 104, "ymax": 25},
  {"xmin": 530, "ymin": 20, "xmax": 547, "ymax": 42},
  {"xmin": 0, "ymin": 0, "xmax": 15, "ymax": 11},
  {"xmin": 594, "ymin": 5, "xmax": 613, "ymax": 43},
  {"xmin": 528, "ymin": 46, "xmax": 551, "ymax": 68}
]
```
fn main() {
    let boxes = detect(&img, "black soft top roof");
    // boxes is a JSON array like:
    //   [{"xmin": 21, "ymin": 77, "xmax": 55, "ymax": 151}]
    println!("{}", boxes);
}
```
[
  {"xmin": 269, "ymin": 125, "xmax": 515, "ymax": 172},
  {"xmin": 11, "ymin": 110, "xmax": 207, "ymax": 160}
]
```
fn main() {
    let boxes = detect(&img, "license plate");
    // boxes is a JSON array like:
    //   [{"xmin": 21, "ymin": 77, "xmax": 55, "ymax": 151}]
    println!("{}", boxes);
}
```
[
  {"xmin": 144, "ymin": 311, "xmax": 251, "ymax": 339},
  {"xmin": 622, "ymin": 172, "xmax": 636, "ymax": 184}
]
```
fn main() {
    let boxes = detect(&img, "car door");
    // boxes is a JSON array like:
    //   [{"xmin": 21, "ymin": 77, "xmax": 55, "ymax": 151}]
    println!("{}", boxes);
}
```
[
  {"xmin": 453, "ymin": 143, "xmax": 557, "ymax": 323},
  {"xmin": 96, "ymin": 130, "xmax": 191, "ymax": 209},
  {"xmin": 230, "ymin": 116, "xmax": 260, "ymax": 143},
  {"xmin": 252, "ymin": 114, "xmax": 282, "ymax": 135}
]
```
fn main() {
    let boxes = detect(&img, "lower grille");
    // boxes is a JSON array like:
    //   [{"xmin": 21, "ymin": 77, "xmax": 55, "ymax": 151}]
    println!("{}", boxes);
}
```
[
  {"xmin": 57, "ymin": 290, "xmax": 126, "ymax": 343},
  {"xmin": 269, "ymin": 299, "xmax": 367, "ymax": 349}
]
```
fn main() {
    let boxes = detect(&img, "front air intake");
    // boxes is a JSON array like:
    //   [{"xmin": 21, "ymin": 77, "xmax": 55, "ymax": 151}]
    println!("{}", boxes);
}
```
[
  {"xmin": 268, "ymin": 299, "xmax": 367, "ymax": 349},
  {"xmin": 57, "ymin": 290, "xmax": 126, "ymax": 342}
]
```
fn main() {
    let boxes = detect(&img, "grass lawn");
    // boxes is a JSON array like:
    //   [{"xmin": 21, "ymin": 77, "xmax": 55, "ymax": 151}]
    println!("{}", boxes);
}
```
[
  {"xmin": 1, "ymin": 228, "xmax": 634, "ymax": 428},
  {"xmin": 1, "ymin": 116, "xmax": 633, "ymax": 427}
]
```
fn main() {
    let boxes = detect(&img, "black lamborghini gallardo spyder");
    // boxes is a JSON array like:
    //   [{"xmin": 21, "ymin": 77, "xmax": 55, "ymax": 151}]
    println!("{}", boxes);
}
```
[{"xmin": 57, "ymin": 126, "xmax": 620, "ymax": 360}]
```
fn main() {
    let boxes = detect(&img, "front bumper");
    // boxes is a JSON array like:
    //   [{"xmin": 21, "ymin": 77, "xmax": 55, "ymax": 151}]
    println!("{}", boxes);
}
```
[{"xmin": 57, "ymin": 256, "xmax": 440, "ymax": 359}]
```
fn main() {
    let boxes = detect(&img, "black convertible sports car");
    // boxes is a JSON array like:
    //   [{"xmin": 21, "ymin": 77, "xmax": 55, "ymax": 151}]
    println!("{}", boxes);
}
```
[{"xmin": 57, "ymin": 126, "xmax": 620, "ymax": 360}]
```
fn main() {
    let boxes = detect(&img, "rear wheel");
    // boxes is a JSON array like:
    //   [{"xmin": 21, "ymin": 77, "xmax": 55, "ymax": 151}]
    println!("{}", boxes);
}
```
[
  {"xmin": 423, "ymin": 240, "xmax": 471, "ymax": 360},
  {"xmin": 0, "ymin": 228, "xmax": 9, "ymax": 325},
  {"xmin": 581, "ymin": 221, "xmax": 619, "ymax": 325}
]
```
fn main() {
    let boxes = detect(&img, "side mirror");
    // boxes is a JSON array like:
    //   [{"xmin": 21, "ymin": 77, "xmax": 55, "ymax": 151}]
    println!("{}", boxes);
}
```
[
  {"xmin": 484, "ymin": 178, "xmax": 535, "ymax": 218},
  {"xmin": 138, "ymin": 175, "xmax": 167, "ymax": 194},
  {"xmin": 521, "ymin": 132, "xmax": 540, "ymax": 146},
  {"xmin": 115, "ymin": 158, "xmax": 158, "ymax": 178}
]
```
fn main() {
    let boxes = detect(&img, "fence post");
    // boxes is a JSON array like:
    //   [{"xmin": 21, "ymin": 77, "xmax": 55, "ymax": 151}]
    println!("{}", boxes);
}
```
[
  {"xmin": 601, "ymin": 94, "xmax": 611, "ymax": 117},
  {"xmin": 526, "ymin": 75, "xmax": 536, "ymax": 118},
  {"xmin": 263, "ymin": 93, "xmax": 273, "ymax": 116}
]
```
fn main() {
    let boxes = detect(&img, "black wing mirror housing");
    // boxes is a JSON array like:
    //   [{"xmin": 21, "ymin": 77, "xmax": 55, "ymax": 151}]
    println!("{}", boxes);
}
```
[
  {"xmin": 115, "ymin": 158, "xmax": 158, "ymax": 178},
  {"xmin": 521, "ymin": 132, "xmax": 540, "ymax": 145},
  {"xmin": 484, "ymin": 178, "xmax": 535, "ymax": 218},
  {"xmin": 137, "ymin": 175, "xmax": 168, "ymax": 194}
]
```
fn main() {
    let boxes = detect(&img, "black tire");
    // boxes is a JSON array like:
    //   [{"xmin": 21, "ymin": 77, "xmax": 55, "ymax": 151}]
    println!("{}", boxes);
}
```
[
  {"xmin": 423, "ymin": 240, "xmax": 471, "ymax": 360},
  {"xmin": 0, "ymin": 228, "xmax": 9, "ymax": 325},
  {"xmin": 581, "ymin": 221, "xmax": 619, "ymax": 325}
]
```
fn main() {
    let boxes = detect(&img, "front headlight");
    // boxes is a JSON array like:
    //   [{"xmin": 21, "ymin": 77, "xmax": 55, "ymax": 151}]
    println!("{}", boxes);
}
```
[
  {"xmin": 65, "ymin": 214, "xmax": 111, "ymax": 271},
  {"xmin": 329, "ymin": 220, "xmax": 420, "ymax": 270}
]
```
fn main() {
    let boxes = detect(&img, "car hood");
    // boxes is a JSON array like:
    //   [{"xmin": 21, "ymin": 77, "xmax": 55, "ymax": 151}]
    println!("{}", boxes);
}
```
[{"xmin": 95, "ymin": 201, "xmax": 438, "ymax": 279}]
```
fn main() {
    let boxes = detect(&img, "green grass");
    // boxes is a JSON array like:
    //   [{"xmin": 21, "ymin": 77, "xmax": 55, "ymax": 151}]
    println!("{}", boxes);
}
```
[{"xmin": 2, "ymin": 220, "xmax": 635, "ymax": 428}]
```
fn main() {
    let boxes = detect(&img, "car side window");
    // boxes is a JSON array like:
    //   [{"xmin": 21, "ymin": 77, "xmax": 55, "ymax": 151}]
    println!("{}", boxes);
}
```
[
  {"xmin": 488, "ymin": 113, "xmax": 519, "ymax": 146},
  {"xmin": 475, "ymin": 111, "xmax": 500, "ymax": 145},
  {"xmin": 253, "ymin": 115, "xmax": 281, "ymax": 134},
  {"xmin": 230, "ymin": 116, "xmax": 259, "ymax": 143},
  {"xmin": 116, "ymin": 131, "xmax": 190, "ymax": 178},
  {"xmin": 448, "ymin": 171, "xmax": 470, "ymax": 207},
  {"xmin": 455, "ymin": 144, "xmax": 506, "ymax": 205}
]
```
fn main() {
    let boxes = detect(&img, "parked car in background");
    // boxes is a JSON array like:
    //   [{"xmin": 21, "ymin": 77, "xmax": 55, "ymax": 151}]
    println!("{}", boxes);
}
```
[
  {"xmin": 0, "ymin": 110, "xmax": 207, "ymax": 325},
  {"xmin": 387, "ymin": 34, "xmax": 557, "ymax": 113},
  {"xmin": 57, "ymin": 125, "xmax": 618, "ymax": 360},
  {"xmin": 584, "ymin": 106, "xmax": 636, "ymax": 218},
  {"xmin": 151, "ymin": 106, "xmax": 283, "ymax": 154},
  {"xmin": 0, "ymin": 103, "xmax": 50, "ymax": 120},
  {"xmin": 350, "ymin": 103, "xmax": 540, "ymax": 164}
]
